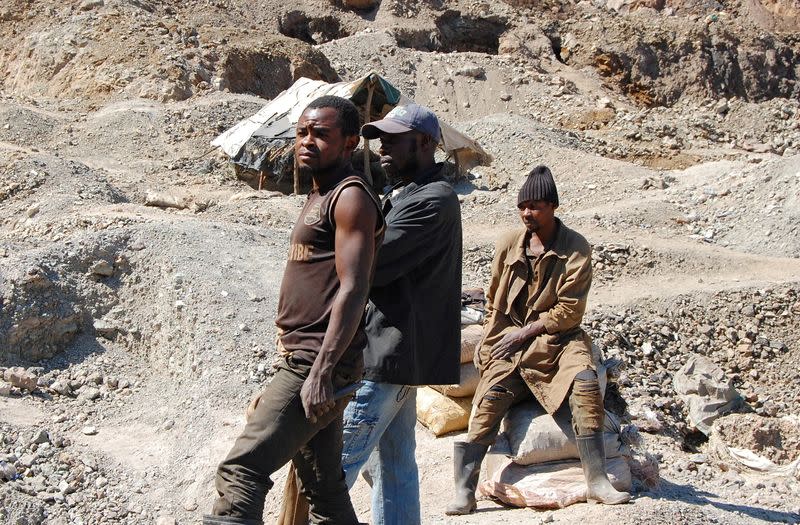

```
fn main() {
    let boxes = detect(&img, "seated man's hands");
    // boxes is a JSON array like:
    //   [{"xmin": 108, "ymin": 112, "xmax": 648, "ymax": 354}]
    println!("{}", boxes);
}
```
[{"xmin": 489, "ymin": 320, "xmax": 546, "ymax": 361}]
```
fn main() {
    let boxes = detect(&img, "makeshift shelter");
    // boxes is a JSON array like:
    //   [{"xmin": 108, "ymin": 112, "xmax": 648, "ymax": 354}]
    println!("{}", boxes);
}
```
[{"xmin": 211, "ymin": 72, "xmax": 492, "ymax": 193}]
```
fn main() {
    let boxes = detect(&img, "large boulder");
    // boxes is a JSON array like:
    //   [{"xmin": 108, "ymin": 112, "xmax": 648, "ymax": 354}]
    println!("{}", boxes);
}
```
[{"xmin": 211, "ymin": 32, "xmax": 339, "ymax": 100}]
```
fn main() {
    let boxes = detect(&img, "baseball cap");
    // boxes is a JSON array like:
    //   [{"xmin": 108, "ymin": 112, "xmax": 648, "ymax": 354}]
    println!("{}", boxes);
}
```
[{"xmin": 361, "ymin": 103, "xmax": 441, "ymax": 144}]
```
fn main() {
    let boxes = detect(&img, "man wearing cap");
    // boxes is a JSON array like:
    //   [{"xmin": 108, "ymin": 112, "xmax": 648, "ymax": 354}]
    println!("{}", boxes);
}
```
[
  {"xmin": 341, "ymin": 103, "xmax": 463, "ymax": 525},
  {"xmin": 446, "ymin": 166, "xmax": 630, "ymax": 516}
]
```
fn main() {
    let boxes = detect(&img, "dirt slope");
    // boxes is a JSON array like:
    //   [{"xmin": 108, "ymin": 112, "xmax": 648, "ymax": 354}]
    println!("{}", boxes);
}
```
[{"xmin": 1, "ymin": 1, "xmax": 799, "ymax": 524}]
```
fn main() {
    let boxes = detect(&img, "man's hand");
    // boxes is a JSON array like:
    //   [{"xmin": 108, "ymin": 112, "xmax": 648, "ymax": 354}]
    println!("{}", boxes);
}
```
[
  {"xmin": 300, "ymin": 371, "xmax": 335, "ymax": 424},
  {"xmin": 489, "ymin": 328, "xmax": 529, "ymax": 360},
  {"xmin": 489, "ymin": 320, "xmax": 546, "ymax": 361}
]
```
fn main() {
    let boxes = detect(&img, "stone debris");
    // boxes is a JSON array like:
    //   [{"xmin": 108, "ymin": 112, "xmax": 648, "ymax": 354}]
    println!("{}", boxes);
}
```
[
  {"xmin": 89, "ymin": 260, "xmax": 114, "ymax": 277},
  {"xmin": 79, "ymin": 0, "xmax": 104, "ymax": 11},
  {"xmin": 454, "ymin": 65, "xmax": 485, "ymax": 79},
  {"xmin": 0, "ymin": 0, "xmax": 798, "ymax": 523},
  {"xmin": 589, "ymin": 287, "xmax": 798, "ymax": 425},
  {"xmin": 3, "ymin": 368, "xmax": 38, "ymax": 392},
  {"xmin": 48, "ymin": 381, "xmax": 73, "ymax": 396},
  {"xmin": 144, "ymin": 191, "xmax": 191, "ymax": 210},
  {"xmin": 92, "ymin": 318, "xmax": 118, "ymax": 340},
  {"xmin": 710, "ymin": 413, "xmax": 800, "ymax": 467}
]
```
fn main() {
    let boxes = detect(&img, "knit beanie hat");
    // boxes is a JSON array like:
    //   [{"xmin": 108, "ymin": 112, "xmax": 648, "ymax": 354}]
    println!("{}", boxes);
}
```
[{"xmin": 518, "ymin": 165, "xmax": 559, "ymax": 207}]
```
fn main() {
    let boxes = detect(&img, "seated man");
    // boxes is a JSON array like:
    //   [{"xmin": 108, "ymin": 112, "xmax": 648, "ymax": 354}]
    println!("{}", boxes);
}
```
[{"xmin": 446, "ymin": 166, "xmax": 630, "ymax": 516}]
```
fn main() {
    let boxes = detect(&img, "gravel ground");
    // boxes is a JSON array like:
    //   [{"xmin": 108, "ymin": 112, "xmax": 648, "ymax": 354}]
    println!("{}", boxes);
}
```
[{"xmin": 1, "ymin": 0, "xmax": 799, "ymax": 524}]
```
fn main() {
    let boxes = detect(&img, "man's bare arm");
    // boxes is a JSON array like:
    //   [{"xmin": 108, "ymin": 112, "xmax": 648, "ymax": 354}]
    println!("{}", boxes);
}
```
[{"xmin": 300, "ymin": 185, "xmax": 378, "ymax": 423}]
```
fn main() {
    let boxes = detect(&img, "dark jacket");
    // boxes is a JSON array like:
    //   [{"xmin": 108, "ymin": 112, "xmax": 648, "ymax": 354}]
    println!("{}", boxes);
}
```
[{"xmin": 362, "ymin": 164, "xmax": 463, "ymax": 385}]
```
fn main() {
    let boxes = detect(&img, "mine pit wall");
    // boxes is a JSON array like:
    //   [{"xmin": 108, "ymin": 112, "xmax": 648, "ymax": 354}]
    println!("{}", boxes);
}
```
[
  {"xmin": 0, "ymin": 232, "xmax": 130, "ymax": 364},
  {"xmin": 542, "ymin": 14, "xmax": 798, "ymax": 107},
  {"xmin": 0, "ymin": 230, "xmax": 212, "ymax": 386},
  {"xmin": 0, "ymin": 228, "xmax": 223, "ymax": 376}
]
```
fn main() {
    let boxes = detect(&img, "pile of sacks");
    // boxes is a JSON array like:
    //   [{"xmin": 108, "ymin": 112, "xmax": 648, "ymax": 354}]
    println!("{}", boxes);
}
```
[
  {"xmin": 478, "ymin": 356, "xmax": 633, "ymax": 508},
  {"xmin": 416, "ymin": 321, "xmax": 483, "ymax": 436}
]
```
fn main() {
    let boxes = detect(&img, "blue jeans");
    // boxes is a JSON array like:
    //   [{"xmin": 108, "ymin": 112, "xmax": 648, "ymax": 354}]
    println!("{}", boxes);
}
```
[{"xmin": 341, "ymin": 381, "xmax": 420, "ymax": 525}]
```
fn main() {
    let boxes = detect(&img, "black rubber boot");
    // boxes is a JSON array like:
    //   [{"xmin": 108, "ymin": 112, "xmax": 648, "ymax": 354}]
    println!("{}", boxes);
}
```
[
  {"xmin": 445, "ymin": 441, "xmax": 489, "ymax": 515},
  {"xmin": 575, "ymin": 433, "xmax": 631, "ymax": 505},
  {"xmin": 202, "ymin": 515, "xmax": 263, "ymax": 525}
]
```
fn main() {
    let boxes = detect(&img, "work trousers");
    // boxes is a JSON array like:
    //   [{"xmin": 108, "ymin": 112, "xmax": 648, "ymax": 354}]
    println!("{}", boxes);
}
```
[
  {"xmin": 211, "ymin": 356, "xmax": 362, "ymax": 525},
  {"xmin": 467, "ymin": 368, "xmax": 604, "ymax": 446}
]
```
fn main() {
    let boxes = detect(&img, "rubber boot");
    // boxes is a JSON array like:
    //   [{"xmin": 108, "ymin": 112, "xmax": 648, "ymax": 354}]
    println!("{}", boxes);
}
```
[
  {"xmin": 445, "ymin": 441, "xmax": 489, "ymax": 515},
  {"xmin": 575, "ymin": 433, "xmax": 631, "ymax": 505},
  {"xmin": 202, "ymin": 515, "xmax": 263, "ymax": 525}
]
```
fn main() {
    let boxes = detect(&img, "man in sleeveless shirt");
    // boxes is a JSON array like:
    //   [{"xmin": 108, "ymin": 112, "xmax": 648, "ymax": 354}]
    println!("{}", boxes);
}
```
[
  {"xmin": 205, "ymin": 96, "xmax": 384, "ymax": 525},
  {"xmin": 446, "ymin": 166, "xmax": 630, "ymax": 516},
  {"xmin": 340, "ymin": 103, "xmax": 463, "ymax": 525}
]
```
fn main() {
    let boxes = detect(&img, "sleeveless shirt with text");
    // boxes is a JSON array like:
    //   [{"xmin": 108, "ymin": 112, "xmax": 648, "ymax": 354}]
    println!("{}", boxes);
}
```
[{"xmin": 275, "ymin": 173, "xmax": 384, "ymax": 367}]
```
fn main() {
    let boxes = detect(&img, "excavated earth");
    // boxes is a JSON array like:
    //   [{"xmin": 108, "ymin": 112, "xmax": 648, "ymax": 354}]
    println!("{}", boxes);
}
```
[{"xmin": 1, "ymin": 0, "xmax": 799, "ymax": 524}]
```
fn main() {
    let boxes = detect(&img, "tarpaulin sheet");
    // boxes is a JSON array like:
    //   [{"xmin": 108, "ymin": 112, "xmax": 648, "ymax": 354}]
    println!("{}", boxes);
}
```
[{"xmin": 212, "ymin": 72, "xmax": 492, "ymax": 172}]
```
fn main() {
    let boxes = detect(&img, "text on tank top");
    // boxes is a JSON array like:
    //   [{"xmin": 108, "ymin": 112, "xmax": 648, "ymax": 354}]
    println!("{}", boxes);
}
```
[{"xmin": 275, "ymin": 174, "xmax": 384, "ymax": 366}]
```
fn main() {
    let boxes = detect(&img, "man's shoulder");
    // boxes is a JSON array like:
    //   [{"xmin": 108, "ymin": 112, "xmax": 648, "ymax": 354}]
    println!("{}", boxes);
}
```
[
  {"xmin": 330, "ymin": 177, "xmax": 384, "ymax": 232},
  {"xmin": 397, "ymin": 178, "xmax": 459, "ymax": 214},
  {"xmin": 559, "ymin": 222, "xmax": 591, "ymax": 256},
  {"xmin": 331, "ymin": 176, "xmax": 381, "ymax": 212},
  {"xmin": 497, "ymin": 228, "xmax": 525, "ymax": 251},
  {"xmin": 413, "ymin": 177, "xmax": 457, "ymax": 200}
]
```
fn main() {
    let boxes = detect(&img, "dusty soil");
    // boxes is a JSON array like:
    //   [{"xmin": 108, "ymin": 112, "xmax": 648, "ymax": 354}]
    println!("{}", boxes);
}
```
[{"xmin": 1, "ymin": 0, "xmax": 799, "ymax": 524}]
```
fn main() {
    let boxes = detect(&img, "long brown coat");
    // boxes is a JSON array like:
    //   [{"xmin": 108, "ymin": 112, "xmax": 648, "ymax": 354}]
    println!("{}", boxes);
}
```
[{"xmin": 474, "ymin": 221, "xmax": 594, "ymax": 414}]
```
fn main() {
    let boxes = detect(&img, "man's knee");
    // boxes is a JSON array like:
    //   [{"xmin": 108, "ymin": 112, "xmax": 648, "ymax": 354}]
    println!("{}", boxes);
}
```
[
  {"xmin": 466, "ymin": 385, "xmax": 517, "ymax": 446},
  {"xmin": 486, "ymin": 384, "xmax": 515, "ymax": 398},
  {"xmin": 569, "ymin": 369, "xmax": 604, "ymax": 435},
  {"xmin": 478, "ymin": 384, "xmax": 520, "ymax": 414},
  {"xmin": 212, "ymin": 461, "xmax": 272, "ymax": 518}
]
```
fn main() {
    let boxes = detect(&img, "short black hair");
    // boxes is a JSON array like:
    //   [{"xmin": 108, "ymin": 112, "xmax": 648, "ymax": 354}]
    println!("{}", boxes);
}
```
[{"xmin": 302, "ymin": 95, "xmax": 360, "ymax": 137}]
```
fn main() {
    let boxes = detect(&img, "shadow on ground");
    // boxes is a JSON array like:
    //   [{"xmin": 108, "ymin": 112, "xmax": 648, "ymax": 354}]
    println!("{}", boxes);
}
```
[{"xmin": 646, "ymin": 479, "xmax": 799, "ymax": 524}]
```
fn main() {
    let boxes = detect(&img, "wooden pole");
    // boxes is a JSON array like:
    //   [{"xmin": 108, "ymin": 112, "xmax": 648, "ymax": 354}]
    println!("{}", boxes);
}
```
[{"xmin": 362, "ymin": 82, "xmax": 375, "ymax": 187}]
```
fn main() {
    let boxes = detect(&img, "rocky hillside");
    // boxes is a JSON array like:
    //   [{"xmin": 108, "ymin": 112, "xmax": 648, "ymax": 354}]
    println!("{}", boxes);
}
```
[{"xmin": 1, "ymin": 1, "xmax": 799, "ymax": 524}]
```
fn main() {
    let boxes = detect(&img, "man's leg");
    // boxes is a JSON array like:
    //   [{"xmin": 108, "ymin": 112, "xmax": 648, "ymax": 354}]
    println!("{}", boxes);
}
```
[
  {"xmin": 364, "ymin": 386, "xmax": 419, "ymax": 525},
  {"xmin": 341, "ymin": 381, "xmax": 412, "ymax": 488},
  {"xmin": 210, "ymin": 364, "xmax": 307, "ymax": 523},
  {"xmin": 446, "ymin": 372, "xmax": 530, "ymax": 516},
  {"xmin": 292, "ymin": 399, "xmax": 360, "ymax": 525},
  {"xmin": 210, "ymin": 362, "xmax": 353, "ymax": 523},
  {"xmin": 570, "ymin": 369, "xmax": 630, "ymax": 505},
  {"xmin": 466, "ymin": 372, "xmax": 531, "ymax": 446}
]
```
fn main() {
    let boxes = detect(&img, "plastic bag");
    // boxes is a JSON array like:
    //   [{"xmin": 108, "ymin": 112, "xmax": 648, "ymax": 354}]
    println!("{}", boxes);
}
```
[{"xmin": 479, "ymin": 455, "xmax": 631, "ymax": 509}]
